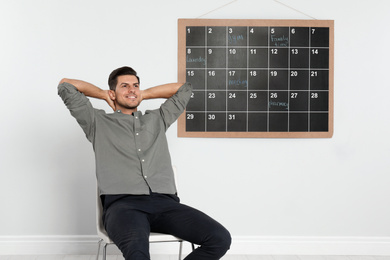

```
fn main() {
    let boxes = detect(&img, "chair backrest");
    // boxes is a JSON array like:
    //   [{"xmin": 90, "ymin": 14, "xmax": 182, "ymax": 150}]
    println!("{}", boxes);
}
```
[
  {"xmin": 96, "ymin": 188, "xmax": 112, "ymax": 243},
  {"xmin": 172, "ymin": 165, "xmax": 178, "ymax": 193},
  {"xmin": 96, "ymin": 166, "xmax": 178, "ymax": 242}
]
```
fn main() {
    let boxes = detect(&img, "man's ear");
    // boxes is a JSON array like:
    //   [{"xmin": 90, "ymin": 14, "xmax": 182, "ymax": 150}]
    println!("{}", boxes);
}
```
[{"xmin": 108, "ymin": 90, "xmax": 116, "ymax": 100}]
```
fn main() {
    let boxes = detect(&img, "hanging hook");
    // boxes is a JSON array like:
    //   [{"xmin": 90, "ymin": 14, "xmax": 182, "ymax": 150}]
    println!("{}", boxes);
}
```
[
  {"xmin": 197, "ymin": 0, "xmax": 238, "ymax": 18},
  {"xmin": 274, "ymin": 0, "xmax": 317, "ymax": 20}
]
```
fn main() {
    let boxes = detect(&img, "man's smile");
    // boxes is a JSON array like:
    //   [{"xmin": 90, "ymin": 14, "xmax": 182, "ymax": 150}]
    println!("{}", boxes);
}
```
[{"xmin": 125, "ymin": 94, "xmax": 137, "ymax": 99}]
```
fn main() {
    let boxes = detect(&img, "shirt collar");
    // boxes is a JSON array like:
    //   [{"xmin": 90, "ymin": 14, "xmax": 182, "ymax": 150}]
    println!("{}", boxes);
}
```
[{"xmin": 115, "ymin": 110, "xmax": 141, "ymax": 117}]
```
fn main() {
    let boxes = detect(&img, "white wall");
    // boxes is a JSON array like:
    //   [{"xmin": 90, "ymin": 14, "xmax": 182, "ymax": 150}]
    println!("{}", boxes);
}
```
[{"xmin": 1, "ymin": 0, "xmax": 390, "ymax": 255}]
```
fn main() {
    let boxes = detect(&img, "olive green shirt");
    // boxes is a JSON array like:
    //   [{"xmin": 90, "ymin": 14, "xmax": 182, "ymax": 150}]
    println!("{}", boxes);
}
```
[{"xmin": 58, "ymin": 82, "xmax": 192, "ymax": 196}]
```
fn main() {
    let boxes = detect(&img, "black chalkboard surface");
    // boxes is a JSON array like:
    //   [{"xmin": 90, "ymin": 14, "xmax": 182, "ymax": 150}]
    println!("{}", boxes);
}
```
[{"xmin": 178, "ymin": 19, "xmax": 334, "ymax": 138}]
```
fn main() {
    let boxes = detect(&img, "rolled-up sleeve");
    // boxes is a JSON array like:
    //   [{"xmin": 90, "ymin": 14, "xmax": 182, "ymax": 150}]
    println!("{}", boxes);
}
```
[
  {"xmin": 58, "ymin": 82, "xmax": 96, "ymax": 142},
  {"xmin": 159, "ymin": 82, "xmax": 192, "ymax": 130}
]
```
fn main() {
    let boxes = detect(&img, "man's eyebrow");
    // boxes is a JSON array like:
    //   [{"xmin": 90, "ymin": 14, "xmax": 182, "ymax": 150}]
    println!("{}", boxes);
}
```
[{"xmin": 120, "ymin": 82, "xmax": 139, "ymax": 85}]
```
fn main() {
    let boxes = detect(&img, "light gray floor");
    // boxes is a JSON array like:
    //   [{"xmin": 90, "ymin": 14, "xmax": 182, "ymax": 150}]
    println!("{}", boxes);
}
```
[{"xmin": 1, "ymin": 256, "xmax": 390, "ymax": 260}]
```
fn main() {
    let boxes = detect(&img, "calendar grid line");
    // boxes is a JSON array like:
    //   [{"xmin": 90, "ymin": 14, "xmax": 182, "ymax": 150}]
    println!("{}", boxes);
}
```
[
  {"xmin": 267, "ymin": 26, "xmax": 270, "ymax": 132},
  {"xmin": 187, "ymin": 46, "xmax": 330, "ymax": 49},
  {"xmin": 187, "ymin": 68, "xmax": 330, "ymax": 70},
  {"xmin": 190, "ymin": 90, "xmax": 329, "ymax": 92},
  {"xmin": 225, "ymin": 26, "xmax": 229, "ymax": 132},
  {"xmin": 308, "ymin": 27, "xmax": 312, "ymax": 131},
  {"xmin": 186, "ymin": 111, "xmax": 330, "ymax": 113},
  {"xmin": 246, "ymin": 26, "xmax": 250, "ymax": 132},
  {"xmin": 204, "ymin": 26, "xmax": 208, "ymax": 132},
  {"xmin": 287, "ymin": 26, "xmax": 291, "ymax": 132}
]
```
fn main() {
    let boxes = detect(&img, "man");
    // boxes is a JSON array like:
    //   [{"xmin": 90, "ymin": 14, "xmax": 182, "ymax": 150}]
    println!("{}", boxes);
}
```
[{"xmin": 58, "ymin": 66, "xmax": 231, "ymax": 260}]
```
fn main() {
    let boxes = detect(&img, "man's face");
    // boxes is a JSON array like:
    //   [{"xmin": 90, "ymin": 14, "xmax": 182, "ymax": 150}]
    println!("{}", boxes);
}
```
[{"xmin": 112, "ymin": 75, "xmax": 141, "ymax": 112}]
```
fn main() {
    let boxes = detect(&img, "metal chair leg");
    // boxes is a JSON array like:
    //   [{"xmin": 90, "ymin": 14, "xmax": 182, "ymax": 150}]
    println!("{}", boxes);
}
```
[
  {"xmin": 98, "ymin": 238, "xmax": 192, "ymax": 260},
  {"xmin": 178, "ymin": 240, "xmax": 183, "ymax": 260},
  {"xmin": 103, "ymin": 243, "xmax": 108, "ymax": 260},
  {"xmin": 96, "ymin": 239, "xmax": 103, "ymax": 260}
]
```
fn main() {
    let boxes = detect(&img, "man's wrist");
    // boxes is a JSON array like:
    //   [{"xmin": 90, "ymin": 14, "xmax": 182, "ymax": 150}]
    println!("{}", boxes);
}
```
[{"xmin": 139, "ymin": 89, "xmax": 147, "ymax": 101}]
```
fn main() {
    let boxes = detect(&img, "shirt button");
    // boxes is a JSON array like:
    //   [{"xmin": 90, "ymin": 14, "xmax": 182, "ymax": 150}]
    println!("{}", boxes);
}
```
[
  {"xmin": 138, "ymin": 149, "xmax": 141, "ymax": 152},
  {"xmin": 135, "ymin": 116, "xmax": 138, "ymax": 119},
  {"xmin": 144, "ymin": 176, "xmax": 147, "ymax": 179},
  {"xmin": 136, "ymin": 133, "xmax": 139, "ymax": 136},
  {"xmin": 142, "ymin": 159, "xmax": 145, "ymax": 162}
]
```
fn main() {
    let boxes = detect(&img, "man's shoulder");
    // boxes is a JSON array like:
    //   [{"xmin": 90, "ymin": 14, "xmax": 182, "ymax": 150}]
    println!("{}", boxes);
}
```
[
  {"xmin": 143, "ymin": 109, "xmax": 164, "ymax": 120},
  {"xmin": 144, "ymin": 108, "xmax": 160, "ymax": 115},
  {"xmin": 95, "ymin": 109, "xmax": 120, "ymax": 118}
]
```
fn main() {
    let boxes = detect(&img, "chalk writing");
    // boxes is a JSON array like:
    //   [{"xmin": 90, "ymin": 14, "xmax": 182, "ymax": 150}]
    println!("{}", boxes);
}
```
[
  {"xmin": 186, "ymin": 56, "xmax": 206, "ymax": 65},
  {"xmin": 228, "ymin": 79, "xmax": 248, "ymax": 87},
  {"xmin": 269, "ymin": 101, "xmax": 289, "ymax": 110},
  {"xmin": 228, "ymin": 34, "xmax": 245, "ymax": 45},
  {"xmin": 271, "ymin": 35, "xmax": 289, "ymax": 47}
]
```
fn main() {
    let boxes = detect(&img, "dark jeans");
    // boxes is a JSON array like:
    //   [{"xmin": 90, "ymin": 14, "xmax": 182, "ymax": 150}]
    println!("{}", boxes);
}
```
[{"xmin": 102, "ymin": 192, "xmax": 231, "ymax": 260}]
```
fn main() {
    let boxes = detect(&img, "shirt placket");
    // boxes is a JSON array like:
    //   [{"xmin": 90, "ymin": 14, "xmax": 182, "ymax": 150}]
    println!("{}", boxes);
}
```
[{"xmin": 133, "ymin": 112, "xmax": 149, "ymax": 185}]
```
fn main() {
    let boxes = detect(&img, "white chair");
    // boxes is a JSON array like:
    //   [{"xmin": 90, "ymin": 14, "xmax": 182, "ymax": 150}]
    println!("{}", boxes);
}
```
[{"xmin": 95, "ymin": 166, "xmax": 189, "ymax": 260}]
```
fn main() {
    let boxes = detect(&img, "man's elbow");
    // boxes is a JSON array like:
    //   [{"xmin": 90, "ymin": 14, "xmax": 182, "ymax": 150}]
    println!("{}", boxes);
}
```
[
  {"xmin": 59, "ymin": 78, "xmax": 70, "ymax": 85},
  {"xmin": 59, "ymin": 78, "xmax": 77, "ymax": 85}
]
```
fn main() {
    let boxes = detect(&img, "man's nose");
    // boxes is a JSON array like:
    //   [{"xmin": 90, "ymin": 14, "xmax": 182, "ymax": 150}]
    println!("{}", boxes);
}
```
[{"xmin": 127, "ymin": 85, "xmax": 136, "ymax": 92}]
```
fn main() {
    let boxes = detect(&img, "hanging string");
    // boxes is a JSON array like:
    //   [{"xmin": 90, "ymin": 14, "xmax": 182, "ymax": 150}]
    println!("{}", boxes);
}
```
[
  {"xmin": 196, "ymin": 0, "xmax": 317, "ymax": 20},
  {"xmin": 196, "ymin": 0, "xmax": 238, "ymax": 18},
  {"xmin": 273, "ymin": 0, "xmax": 317, "ymax": 20}
]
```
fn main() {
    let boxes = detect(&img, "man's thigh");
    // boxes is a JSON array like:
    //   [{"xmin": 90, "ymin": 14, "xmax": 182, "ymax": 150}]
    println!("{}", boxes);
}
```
[
  {"xmin": 150, "ymin": 202, "xmax": 229, "ymax": 246},
  {"xmin": 103, "ymin": 202, "xmax": 151, "ymax": 257}
]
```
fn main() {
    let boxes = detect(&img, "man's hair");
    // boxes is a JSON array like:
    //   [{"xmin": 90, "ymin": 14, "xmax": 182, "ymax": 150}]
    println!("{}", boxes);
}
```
[{"xmin": 108, "ymin": 66, "xmax": 140, "ymax": 91}]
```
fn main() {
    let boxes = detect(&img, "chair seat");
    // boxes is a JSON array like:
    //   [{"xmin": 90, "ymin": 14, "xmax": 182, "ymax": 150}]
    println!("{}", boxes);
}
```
[
  {"xmin": 98, "ymin": 229, "xmax": 181, "ymax": 244},
  {"xmin": 149, "ymin": 233, "xmax": 183, "ymax": 243}
]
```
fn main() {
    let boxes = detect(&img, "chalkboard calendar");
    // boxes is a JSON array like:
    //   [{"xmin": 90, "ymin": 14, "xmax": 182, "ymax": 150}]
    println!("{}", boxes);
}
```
[{"xmin": 177, "ymin": 19, "xmax": 334, "ymax": 138}]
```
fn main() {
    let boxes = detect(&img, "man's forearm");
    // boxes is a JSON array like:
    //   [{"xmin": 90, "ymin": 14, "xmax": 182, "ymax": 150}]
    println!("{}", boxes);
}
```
[
  {"xmin": 59, "ymin": 78, "xmax": 106, "ymax": 100},
  {"xmin": 141, "ymin": 83, "xmax": 184, "ymax": 100}
]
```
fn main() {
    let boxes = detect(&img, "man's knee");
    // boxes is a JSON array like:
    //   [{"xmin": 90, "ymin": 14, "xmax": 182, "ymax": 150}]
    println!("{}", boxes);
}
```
[
  {"xmin": 205, "ymin": 225, "xmax": 231, "ymax": 258},
  {"xmin": 215, "ymin": 227, "xmax": 232, "ymax": 253},
  {"xmin": 109, "ymin": 229, "xmax": 150, "ymax": 260}
]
